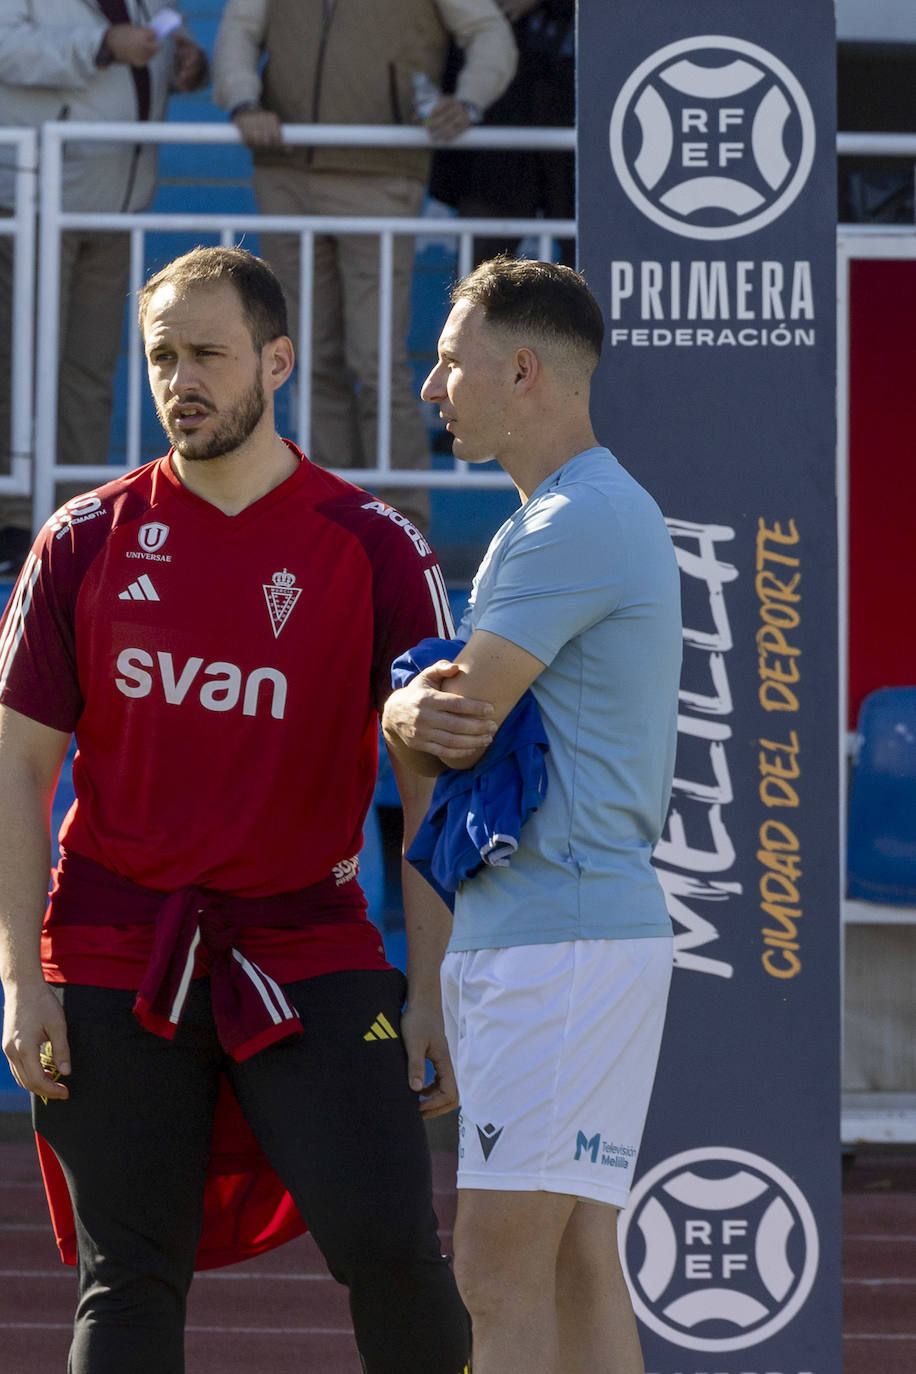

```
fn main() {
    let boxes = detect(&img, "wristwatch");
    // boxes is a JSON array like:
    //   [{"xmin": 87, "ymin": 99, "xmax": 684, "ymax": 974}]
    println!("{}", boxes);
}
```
[
  {"xmin": 230, "ymin": 100, "xmax": 261, "ymax": 119},
  {"xmin": 461, "ymin": 101, "xmax": 483, "ymax": 124}
]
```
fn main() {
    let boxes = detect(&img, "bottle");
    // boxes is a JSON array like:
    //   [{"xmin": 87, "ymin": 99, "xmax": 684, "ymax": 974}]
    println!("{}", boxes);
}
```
[{"xmin": 412, "ymin": 72, "xmax": 440, "ymax": 123}]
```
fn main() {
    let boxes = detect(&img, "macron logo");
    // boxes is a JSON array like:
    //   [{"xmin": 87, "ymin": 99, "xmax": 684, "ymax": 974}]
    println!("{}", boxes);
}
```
[
  {"xmin": 575, "ymin": 1131, "xmax": 601, "ymax": 1164},
  {"xmin": 119, "ymin": 574, "xmax": 160, "ymax": 602}
]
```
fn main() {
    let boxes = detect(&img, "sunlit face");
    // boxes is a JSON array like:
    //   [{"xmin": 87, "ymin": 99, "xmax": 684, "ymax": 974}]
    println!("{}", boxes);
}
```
[
  {"xmin": 421, "ymin": 299, "xmax": 518, "ymax": 465},
  {"xmin": 143, "ymin": 280, "xmax": 268, "ymax": 461}
]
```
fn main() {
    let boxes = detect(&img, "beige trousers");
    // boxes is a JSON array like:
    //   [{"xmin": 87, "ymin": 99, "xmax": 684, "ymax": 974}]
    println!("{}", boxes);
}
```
[
  {"xmin": 253, "ymin": 164, "xmax": 430, "ymax": 529},
  {"xmin": 0, "ymin": 228, "xmax": 130, "ymax": 530}
]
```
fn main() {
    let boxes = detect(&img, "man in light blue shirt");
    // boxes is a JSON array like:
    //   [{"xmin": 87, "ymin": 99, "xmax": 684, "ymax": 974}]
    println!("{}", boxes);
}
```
[
  {"xmin": 450, "ymin": 443, "xmax": 680, "ymax": 950},
  {"xmin": 383, "ymin": 257, "xmax": 682, "ymax": 1374}
]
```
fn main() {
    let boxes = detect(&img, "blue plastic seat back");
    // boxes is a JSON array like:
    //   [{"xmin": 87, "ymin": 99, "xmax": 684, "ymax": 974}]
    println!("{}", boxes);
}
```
[{"xmin": 847, "ymin": 686, "xmax": 916, "ymax": 904}]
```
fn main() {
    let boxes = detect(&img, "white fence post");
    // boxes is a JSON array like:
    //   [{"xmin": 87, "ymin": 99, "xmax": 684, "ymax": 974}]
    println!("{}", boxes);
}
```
[
  {"xmin": 32, "ymin": 124, "xmax": 65, "ymax": 534},
  {"xmin": 0, "ymin": 129, "xmax": 38, "ymax": 501}
]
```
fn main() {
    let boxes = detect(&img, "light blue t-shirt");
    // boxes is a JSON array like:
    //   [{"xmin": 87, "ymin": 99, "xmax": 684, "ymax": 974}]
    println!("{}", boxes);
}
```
[{"xmin": 449, "ymin": 447, "xmax": 682, "ymax": 951}]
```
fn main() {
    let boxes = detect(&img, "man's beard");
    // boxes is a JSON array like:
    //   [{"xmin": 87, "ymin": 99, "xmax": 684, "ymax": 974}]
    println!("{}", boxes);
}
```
[{"xmin": 159, "ymin": 372, "xmax": 266, "ymax": 461}]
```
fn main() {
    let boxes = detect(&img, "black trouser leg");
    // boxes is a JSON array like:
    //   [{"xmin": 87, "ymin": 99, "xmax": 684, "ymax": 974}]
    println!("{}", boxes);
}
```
[
  {"xmin": 229, "ymin": 969, "xmax": 470, "ymax": 1374},
  {"xmin": 35, "ymin": 973, "xmax": 470, "ymax": 1374},
  {"xmin": 34, "ymin": 984, "xmax": 220, "ymax": 1374}
]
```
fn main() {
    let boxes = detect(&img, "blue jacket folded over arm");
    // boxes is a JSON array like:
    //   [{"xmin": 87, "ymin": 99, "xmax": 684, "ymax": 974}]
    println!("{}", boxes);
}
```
[{"xmin": 390, "ymin": 637, "xmax": 549, "ymax": 910}]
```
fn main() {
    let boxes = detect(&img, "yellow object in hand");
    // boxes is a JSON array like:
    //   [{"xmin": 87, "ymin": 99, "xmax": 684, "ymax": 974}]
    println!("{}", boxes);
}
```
[{"xmin": 38, "ymin": 1041, "xmax": 62, "ymax": 1106}]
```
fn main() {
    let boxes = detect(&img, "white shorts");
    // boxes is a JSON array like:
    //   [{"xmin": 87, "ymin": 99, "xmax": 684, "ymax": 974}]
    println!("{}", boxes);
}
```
[{"xmin": 441, "ymin": 937, "xmax": 673, "ymax": 1208}]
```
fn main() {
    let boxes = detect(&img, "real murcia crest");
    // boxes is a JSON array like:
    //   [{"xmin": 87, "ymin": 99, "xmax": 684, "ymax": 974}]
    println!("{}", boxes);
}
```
[{"xmin": 263, "ymin": 568, "xmax": 302, "ymax": 638}]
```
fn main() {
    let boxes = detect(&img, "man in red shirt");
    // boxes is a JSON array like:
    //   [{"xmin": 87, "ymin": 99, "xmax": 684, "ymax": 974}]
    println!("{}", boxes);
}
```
[{"xmin": 0, "ymin": 246, "xmax": 468, "ymax": 1374}]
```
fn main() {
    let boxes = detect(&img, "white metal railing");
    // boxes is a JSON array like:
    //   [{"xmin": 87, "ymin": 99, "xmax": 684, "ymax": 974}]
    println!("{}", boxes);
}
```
[
  {"xmin": 32, "ymin": 121, "xmax": 577, "ymax": 530},
  {"xmin": 7, "ymin": 121, "xmax": 916, "ymax": 529},
  {"xmin": 837, "ymin": 132, "xmax": 916, "ymax": 158},
  {"xmin": 0, "ymin": 127, "xmax": 37, "ymax": 498}
]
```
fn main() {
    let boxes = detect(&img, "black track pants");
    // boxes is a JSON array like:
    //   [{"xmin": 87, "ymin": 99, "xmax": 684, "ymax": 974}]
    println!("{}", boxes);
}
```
[{"xmin": 34, "ymin": 970, "xmax": 470, "ymax": 1374}]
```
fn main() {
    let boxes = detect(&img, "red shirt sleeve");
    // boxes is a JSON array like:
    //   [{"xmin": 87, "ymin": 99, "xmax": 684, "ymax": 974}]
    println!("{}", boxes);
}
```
[
  {"xmin": 0, "ymin": 526, "xmax": 84, "ymax": 733},
  {"xmin": 365, "ymin": 508, "xmax": 455, "ymax": 712},
  {"xmin": 0, "ymin": 487, "xmax": 156, "ymax": 733}
]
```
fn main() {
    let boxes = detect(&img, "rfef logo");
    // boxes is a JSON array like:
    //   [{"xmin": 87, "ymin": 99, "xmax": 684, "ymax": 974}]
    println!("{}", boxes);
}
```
[
  {"xmin": 609, "ymin": 36, "xmax": 816, "ymax": 240},
  {"xmin": 619, "ymin": 1146, "xmax": 819, "ymax": 1352}
]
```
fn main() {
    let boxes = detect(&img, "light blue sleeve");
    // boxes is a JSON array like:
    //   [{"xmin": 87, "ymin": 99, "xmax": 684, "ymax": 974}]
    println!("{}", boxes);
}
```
[{"xmin": 473, "ymin": 489, "xmax": 627, "ymax": 666}]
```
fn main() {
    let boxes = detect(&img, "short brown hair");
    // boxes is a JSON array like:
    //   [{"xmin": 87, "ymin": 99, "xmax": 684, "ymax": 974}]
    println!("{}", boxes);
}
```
[
  {"xmin": 451, "ymin": 256, "xmax": 604, "ymax": 365},
  {"xmin": 138, "ymin": 245, "xmax": 288, "ymax": 351}
]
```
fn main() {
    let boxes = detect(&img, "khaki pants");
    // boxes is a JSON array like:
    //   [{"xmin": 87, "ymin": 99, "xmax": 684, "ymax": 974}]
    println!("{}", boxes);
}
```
[
  {"xmin": 253, "ymin": 165, "xmax": 430, "ymax": 530},
  {"xmin": 0, "ymin": 228, "xmax": 130, "ymax": 531}
]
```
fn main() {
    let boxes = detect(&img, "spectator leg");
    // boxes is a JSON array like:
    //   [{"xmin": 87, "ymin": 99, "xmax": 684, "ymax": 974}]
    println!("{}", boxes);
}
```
[
  {"xmin": 55, "ymin": 231, "xmax": 130, "ymax": 496},
  {"xmin": 253, "ymin": 162, "xmax": 363, "ymax": 470},
  {"xmin": 309, "ymin": 171, "xmax": 430, "ymax": 529}
]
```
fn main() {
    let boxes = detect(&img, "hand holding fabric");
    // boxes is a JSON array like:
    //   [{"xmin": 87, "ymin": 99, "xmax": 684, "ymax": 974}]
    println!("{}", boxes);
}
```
[{"xmin": 384, "ymin": 660, "xmax": 496, "ymax": 768}]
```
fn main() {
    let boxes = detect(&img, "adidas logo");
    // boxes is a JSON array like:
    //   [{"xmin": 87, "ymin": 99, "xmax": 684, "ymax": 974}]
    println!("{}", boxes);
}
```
[
  {"xmin": 119, "ymin": 574, "xmax": 159, "ymax": 602},
  {"xmin": 363, "ymin": 1012, "xmax": 398, "ymax": 1042}
]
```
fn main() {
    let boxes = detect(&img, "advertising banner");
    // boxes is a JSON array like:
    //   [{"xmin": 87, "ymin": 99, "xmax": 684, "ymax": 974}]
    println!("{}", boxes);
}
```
[{"xmin": 577, "ymin": 4, "xmax": 840, "ymax": 1371}]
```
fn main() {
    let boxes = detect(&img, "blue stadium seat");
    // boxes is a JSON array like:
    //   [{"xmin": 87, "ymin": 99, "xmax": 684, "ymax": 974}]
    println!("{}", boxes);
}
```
[{"xmin": 847, "ymin": 686, "xmax": 916, "ymax": 904}]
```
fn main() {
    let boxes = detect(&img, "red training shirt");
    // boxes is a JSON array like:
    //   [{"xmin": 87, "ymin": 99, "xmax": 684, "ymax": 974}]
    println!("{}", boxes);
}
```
[
  {"xmin": 0, "ymin": 445, "xmax": 455, "ymax": 1269},
  {"xmin": 0, "ymin": 445, "xmax": 454, "ymax": 988}
]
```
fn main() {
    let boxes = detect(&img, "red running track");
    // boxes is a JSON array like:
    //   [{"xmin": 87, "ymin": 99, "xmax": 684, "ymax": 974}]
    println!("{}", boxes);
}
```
[{"xmin": 1, "ymin": 1119, "xmax": 914, "ymax": 1373}]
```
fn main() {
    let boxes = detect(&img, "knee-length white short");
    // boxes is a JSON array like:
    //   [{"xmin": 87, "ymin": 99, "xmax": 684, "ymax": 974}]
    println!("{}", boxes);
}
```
[{"xmin": 441, "ymin": 936, "xmax": 673, "ymax": 1208}]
